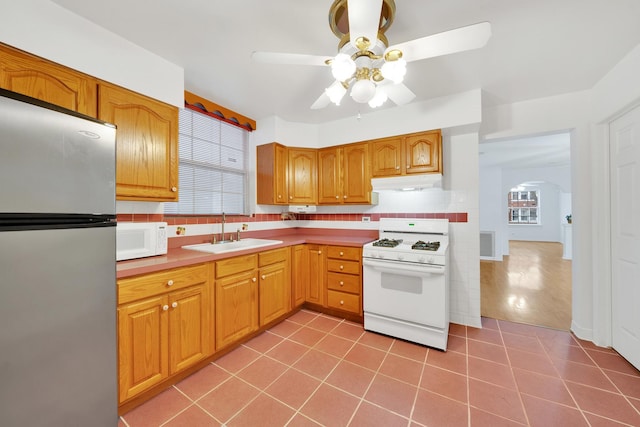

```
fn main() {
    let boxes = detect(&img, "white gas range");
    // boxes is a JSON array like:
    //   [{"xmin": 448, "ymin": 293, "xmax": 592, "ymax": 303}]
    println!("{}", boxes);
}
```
[{"xmin": 362, "ymin": 218, "xmax": 450, "ymax": 350}]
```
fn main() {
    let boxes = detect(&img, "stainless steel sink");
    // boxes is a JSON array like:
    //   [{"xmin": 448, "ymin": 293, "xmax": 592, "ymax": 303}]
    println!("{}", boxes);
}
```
[{"xmin": 182, "ymin": 238, "xmax": 283, "ymax": 254}]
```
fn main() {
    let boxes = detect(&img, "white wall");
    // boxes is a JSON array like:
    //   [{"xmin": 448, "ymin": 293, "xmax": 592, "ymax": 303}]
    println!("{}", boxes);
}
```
[
  {"xmin": 506, "ymin": 183, "xmax": 561, "ymax": 242},
  {"xmin": 0, "ymin": 0, "xmax": 184, "ymax": 107}
]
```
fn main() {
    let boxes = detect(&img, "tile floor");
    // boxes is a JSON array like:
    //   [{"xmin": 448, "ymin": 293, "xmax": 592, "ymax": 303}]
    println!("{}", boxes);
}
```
[{"xmin": 119, "ymin": 310, "xmax": 640, "ymax": 426}]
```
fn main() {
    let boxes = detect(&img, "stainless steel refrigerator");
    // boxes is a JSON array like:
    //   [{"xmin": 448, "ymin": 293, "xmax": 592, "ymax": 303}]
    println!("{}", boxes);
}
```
[{"xmin": 0, "ymin": 89, "xmax": 118, "ymax": 426}]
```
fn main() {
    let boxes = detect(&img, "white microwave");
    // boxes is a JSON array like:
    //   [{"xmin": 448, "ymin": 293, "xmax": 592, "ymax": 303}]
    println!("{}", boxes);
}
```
[{"xmin": 116, "ymin": 222, "xmax": 168, "ymax": 261}]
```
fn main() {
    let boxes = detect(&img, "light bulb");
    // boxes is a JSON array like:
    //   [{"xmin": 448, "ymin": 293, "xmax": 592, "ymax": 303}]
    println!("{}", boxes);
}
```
[
  {"xmin": 325, "ymin": 81, "xmax": 347, "ymax": 105},
  {"xmin": 331, "ymin": 53, "xmax": 356, "ymax": 81},
  {"xmin": 350, "ymin": 79, "xmax": 376, "ymax": 103},
  {"xmin": 368, "ymin": 86, "xmax": 388, "ymax": 108},
  {"xmin": 380, "ymin": 58, "xmax": 407, "ymax": 84}
]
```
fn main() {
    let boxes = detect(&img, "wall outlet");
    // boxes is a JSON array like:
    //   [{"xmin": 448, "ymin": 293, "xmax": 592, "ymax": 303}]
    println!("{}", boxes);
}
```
[{"xmin": 362, "ymin": 216, "xmax": 371, "ymax": 222}]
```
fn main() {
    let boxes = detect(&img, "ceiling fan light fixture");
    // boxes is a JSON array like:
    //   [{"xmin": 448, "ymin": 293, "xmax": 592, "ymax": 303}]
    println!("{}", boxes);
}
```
[
  {"xmin": 325, "ymin": 80, "xmax": 347, "ymax": 105},
  {"xmin": 368, "ymin": 86, "xmax": 388, "ymax": 108},
  {"xmin": 380, "ymin": 57, "xmax": 407, "ymax": 84},
  {"xmin": 350, "ymin": 79, "xmax": 376, "ymax": 103},
  {"xmin": 331, "ymin": 53, "xmax": 356, "ymax": 81}
]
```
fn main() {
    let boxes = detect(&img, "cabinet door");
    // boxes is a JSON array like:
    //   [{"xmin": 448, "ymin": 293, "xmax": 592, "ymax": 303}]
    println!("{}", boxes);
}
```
[
  {"xmin": 118, "ymin": 295, "xmax": 168, "ymax": 403},
  {"xmin": 318, "ymin": 147, "xmax": 341, "ymax": 204},
  {"xmin": 168, "ymin": 284, "xmax": 211, "ymax": 374},
  {"xmin": 405, "ymin": 131, "xmax": 442, "ymax": 174},
  {"xmin": 288, "ymin": 148, "xmax": 318, "ymax": 204},
  {"xmin": 259, "ymin": 262, "xmax": 291, "ymax": 326},
  {"xmin": 0, "ymin": 44, "xmax": 97, "ymax": 116},
  {"xmin": 98, "ymin": 82, "xmax": 178, "ymax": 201},
  {"xmin": 256, "ymin": 142, "xmax": 288, "ymax": 204},
  {"xmin": 343, "ymin": 143, "xmax": 371, "ymax": 203},
  {"xmin": 306, "ymin": 245, "xmax": 326, "ymax": 305},
  {"xmin": 216, "ymin": 271, "xmax": 258, "ymax": 349},
  {"xmin": 370, "ymin": 137, "xmax": 403, "ymax": 177},
  {"xmin": 291, "ymin": 245, "xmax": 307, "ymax": 307}
]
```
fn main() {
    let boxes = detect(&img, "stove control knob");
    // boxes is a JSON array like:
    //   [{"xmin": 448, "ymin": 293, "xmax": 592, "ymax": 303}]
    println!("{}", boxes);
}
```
[
  {"xmin": 428, "ymin": 256, "xmax": 435, "ymax": 264},
  {"xmin": 397, "ymin": 254, "xmax": 404, "ymax": 261},
  {"xmin": 378, "ymin": 253, "xmax": 385, "ymax": 259}
]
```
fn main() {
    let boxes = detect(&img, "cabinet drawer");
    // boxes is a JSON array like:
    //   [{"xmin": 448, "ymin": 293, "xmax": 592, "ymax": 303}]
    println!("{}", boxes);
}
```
[
  {"xmin": 327, "ymin": 246, "xmax": 361, "ymax": 261},
  {"xmin": 327, "ymin": 272, "xmax": 361, "ymax": 294},
  {"xmin": 118, "ymin": 264, "xmax": 208, "ymax": 304},
  {"xmin": 259, "ymin": 247, "xmax": 288, "ymax": 267},
  {"xmin": 327, "ymin": 259, "xmax": 360, "ymax": 275},
  {"xmin": 327, "ymin": 290, "xmax": 360, "ymax": 314},
  {"xmin": 216, "ymin": 254, "xmax": 257, "ymax": 278}
]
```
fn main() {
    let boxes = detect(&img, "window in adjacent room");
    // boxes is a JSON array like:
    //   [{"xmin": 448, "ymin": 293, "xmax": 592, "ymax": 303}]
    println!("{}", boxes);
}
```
[
  {"xmin": 508, "ymin": 189, "xmax": 539, "ymax": 224},
  {"xmin": 164, "ymin": 107, "xmax": 249, "ymax": 215}
]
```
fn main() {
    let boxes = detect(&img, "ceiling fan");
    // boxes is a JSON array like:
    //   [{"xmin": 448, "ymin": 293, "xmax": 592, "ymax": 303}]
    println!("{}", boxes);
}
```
[{"xmin": 251, "ymin": 0, "xmax": 491, "ymax": 110}]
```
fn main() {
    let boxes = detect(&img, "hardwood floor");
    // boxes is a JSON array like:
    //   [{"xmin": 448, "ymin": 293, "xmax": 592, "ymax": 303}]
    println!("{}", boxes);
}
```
[{"xmin": 480, "ymin": 240, "xmax": 572, "ymax": 330}]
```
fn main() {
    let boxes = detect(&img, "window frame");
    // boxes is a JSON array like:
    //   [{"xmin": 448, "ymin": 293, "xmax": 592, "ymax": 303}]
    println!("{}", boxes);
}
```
[{"xmin": 508, "ymin": 190, "xmax": 540, "ymax": 225}]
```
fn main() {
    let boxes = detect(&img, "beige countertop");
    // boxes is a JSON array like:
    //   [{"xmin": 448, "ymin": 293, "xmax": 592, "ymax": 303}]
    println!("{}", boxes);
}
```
[{"xmin": 117, "ymin": 230, "xmax": 376, "ymax": 279}]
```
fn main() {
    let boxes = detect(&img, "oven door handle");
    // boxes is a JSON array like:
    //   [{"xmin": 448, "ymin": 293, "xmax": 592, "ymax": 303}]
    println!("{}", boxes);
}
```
[{"xmin": 363, "ymin": 257, "xmax": 445, "ymax": 275}]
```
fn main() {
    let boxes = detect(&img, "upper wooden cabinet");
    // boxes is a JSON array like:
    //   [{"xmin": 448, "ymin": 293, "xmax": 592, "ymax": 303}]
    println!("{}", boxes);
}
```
[
  {"xmin": 288, "ymin": 148, "xmax": 318, "ymax": 205},
  {"xmin": 256, "ymin": 142, "xmax": 288, "ymax": 205},
  {"xmin": 371, "ymin": 130, "xmax": 442, "ymax": 177},
  {"xmin": 98, "ymin": 82, "xmax": 179, "ymax": 201},
  {"xmin": 318, "ymin": 142, "xmax": 372, "ymax": 205},
  {"xmin": 0, "ymin": 44, "xmax": 97, "ymax": 116}
]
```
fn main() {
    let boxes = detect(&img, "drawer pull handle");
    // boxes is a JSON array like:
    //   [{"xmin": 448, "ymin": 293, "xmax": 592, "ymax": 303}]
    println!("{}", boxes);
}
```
[
  {"xmin": 171, "ymin": 302, "xmax": 178, "ymax": 308},
  {"xmin": 167, "ymin": 280, "xmax": 174, "ymax": 287},
  {"xmin": 340, "ymin": 265, "xmax": 344, "ymax": 270},
  {"xmin": 261, "ymin": 274, "xmax": 266, "ymax": 280},
  {"xmin": 339, "ymin": 251, "xmax": 344, "ymax": 256},
  {"xmin": 340, "ymin": 300, "xmax": 344, "ymax": 305},
  {"xmin": 162, "ymin": 304, "xmax": 169, "ymax": 311},
  {"xmin": 335, "ymin": 195, "xmax": 339, "ymax": 199},
  {"xmin": 171, "ymin": 186, "xmax": 177, "ymax": 192},
  {"xmin": 340, "ymin": 281, "xmax": 344, "ymax": 286}
]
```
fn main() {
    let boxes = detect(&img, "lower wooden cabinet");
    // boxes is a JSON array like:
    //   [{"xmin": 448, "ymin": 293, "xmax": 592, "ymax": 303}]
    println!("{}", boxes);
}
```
[
  {"xmin": 306, "ymin": 244, "xmax": 326, "ymax": 305},
  {"xmin": 117, "ymin": 263, "xmax": 212, "ymax": 403},
  {"xmin": 325, "ymin": 246, "xmax": 362, "ymax": 315},
  {"xmin": 259, "ymin": 248, "xmax": 291, "ymax": 326},
  {"xmin": 291, "ymin": 245, "xmax": 307, "ymax": 307}
]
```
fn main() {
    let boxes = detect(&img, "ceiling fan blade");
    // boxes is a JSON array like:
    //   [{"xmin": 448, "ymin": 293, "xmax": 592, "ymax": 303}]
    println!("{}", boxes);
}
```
[
  {"xmin": 348, "ymin": 0, "xmax": 383, "ymax": 47},
  {"xmin": 251, "ymin": 51, "xmax": 330, "ymax": 67},
  {"xmin": 386, "ymin": 22, "xmax": 492, "ymax": 63},
  {"xmin": 384, "ymin": 83, "xmax": 416, "ymax": 106},
  {"xmin": 310, "ymin": 92, "xmax": 330, "ymax": 109}
]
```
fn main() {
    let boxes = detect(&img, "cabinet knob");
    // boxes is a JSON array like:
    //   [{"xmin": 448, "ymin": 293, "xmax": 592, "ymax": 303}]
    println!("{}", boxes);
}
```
[
  {"xmin": 396, "ymin": 166, "xmax": 400, "ymax": 170},
  {"xmin": 278, "ymin": 194, "xmax": 282, "ymax": 199},
  {"xmin": 339, "ymin": 251, "xmax": 344, "ymax": 256},
  {"xmin": 261, "ymin": 274, "xmax": 266, "ymax": 280},
  {"xmin": 171, "ymin": 186, "xmax": 177, "ymax": 192},
  {"xmin": 343, "ymin": 195, "xmax": 347, "ymax": 199},
  {"xmin": 289, "ymin": 196, "xmax": 293, "ymax": 200},
  {"xmin": 340, "ymin": 281, "xmax": 344, "ymax": 286},
  {"xmin": 407, "ymin": 165, "xmax": 410, "ymax": 169},
  {"xmin": 252, "ymin": 277, "xmax": 257, "ymax": 282},
  {"xmin": 171, "ymin": 302, "xmax": 178, "ymax": 308},
  {"xmin": 162, "ymin": 304, "xmax": 169, "ymax": 311},
  {"xmin": 167, "ymin": 279, "xmax": 174, "ymax": 287},
  {"xmin": 340, "ymin": 300, "xmax": 344, "ymax": 305},
  {"xmin": 335, "ymin": 195, "xmax": 339, "ymax": 199},
  {"xmin": 340, "ymin": 265, "xmax": 344, "ymax": 270},
  {"xmin": 317, "ymin": 250, "xmax": 322, "ymax": 255}
]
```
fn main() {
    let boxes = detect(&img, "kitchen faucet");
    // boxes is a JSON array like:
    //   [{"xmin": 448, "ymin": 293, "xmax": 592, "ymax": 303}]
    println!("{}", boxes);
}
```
[{"xmin": 221, "ymin": 211, "xmax": 225, "ymax": 241}]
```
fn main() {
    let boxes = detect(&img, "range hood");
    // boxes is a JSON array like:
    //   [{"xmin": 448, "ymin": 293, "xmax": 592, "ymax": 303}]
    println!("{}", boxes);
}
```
[{"xmin": 371, "ymin": 174, "xmax": 442, "ymax": 191}]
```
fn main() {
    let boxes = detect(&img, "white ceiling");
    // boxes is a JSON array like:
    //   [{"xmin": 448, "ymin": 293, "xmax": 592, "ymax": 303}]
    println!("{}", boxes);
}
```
[
  {"xmin": 52, "ymin": 0, "xmax": 640, "ymax": 126},
  {"xmin": 479, "ymin": 132, "xmax": 571, "ymax": 169}
]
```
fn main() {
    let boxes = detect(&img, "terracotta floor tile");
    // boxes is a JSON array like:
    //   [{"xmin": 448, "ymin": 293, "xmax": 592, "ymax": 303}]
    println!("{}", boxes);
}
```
[
  {"xmin": 358, "ymin": 330, "xmax": 395, "ymax": 351},
  {"xmin": 265, "ymin": 339, "xmax": 309, "ymax": 365},
  {"xmin": 583, "ymin": 412, "xmax": 635, "ymax": 426},
  {"xmin": 420, "ymin": 364, "xmax": 468, "ymax": 403},
  {"xmin": 196, "ymin": 377, "xmax": 260, "ymax": 423},
  {"xmin": 330, "ymin": 322, "xmax": 365, "ymax": 341},
  {"xmin": 226, "ymin": 393, "xmax": 295, "ymax": 427},
  {"xmin": 605, "ymin": 369, "xmax": 640, "ymax": 399},
  {"xmin": 577, "ymin": 338, "xmax": 617, "ymax": 353},
  {"xmin": 243, "ymin": 331, "xmax": 283, "ymax": 353},
  {"xmin": 286, "ymin": 414, "xmax": 323, "ymax": 426},
  {"xmin": 468, "ymin": 339, "xmax": 509, "ymax": 365},
  {"xmin": 378, "ymin": 353, "xmax": 424, "ymax": 386},
  {"xmin": 521, "ymin": 394, "xmax": 588, "ymax": 427},
  {"xmin": 469, "ymin": 407, "xmax": 527, "ymax": 427},
  {"xmin": 467, "ymin": 326, "xmax": 502, "ymax": 345},
  {"xmin": 288, "ymin": 326, "xmax": 327, "ymax": 347},
  {"xmin": 349, "ymin": 401, "xmax": 408, "ymax": 427},
  {"xmin": 265, "ymin": 369, "xmax": 320, "ymax": 410},
  {"xmin": 344, "ymin": 343, "xmax": 386, "ymax": 371},
  {"xmin": 545, "ymin": 342, "xmax": 595, "ymax": 365},
  {"xmin": 426, "ymin": 347, "xmax": 467, "ymax": 375},
  {"xmin": 306, "ymin": 315, "xmax": 341, "ymax": 332},
  {"xmin": 236, "ymin": 356, "xmax": 288, "ymax": 390},
  {"xmin": 502, "ymin": 331, "xmax": 546, "ymax": 354},
  {"xmin": 163, "ymin": 404, "xmax": 221, "ymax": 426},
  {"xmin": 287, "ymin": 310, "xmax": 319, "ymax": 325},
  {"xmin": 175, "ymin": 363, "xmax": 231, "ymax": 400},
  {"xmin": 213, "ymin": 345, "xmax": 260, "ymax": 374},
  {"xmin": 468, "ymin": 356, "xmax": 517, "ymax": 390},
  {"xmin": 586, "ymin": 349, "xmax": 640, "ymax": 376},
  {"xmin": 447, "ymin": 334, "xmax": 468, "ymax": 354},
  {"xmin": 325, "ymin": 360, "xmax": 376, "ymax": 397},
  {"xmin": 481, "ymin": 317, "xmax": 500, "ymax": 330},
  {"xmin": 412, "ymin": 389, "xmax": 469, "ymax": 426},
  {"xmin": 553, "ymin": 358, "xmax": 617, "ymax": 392},
  {"xmin": 389, "ymin": 339, "xmax": 429, "ymax": 362},
  {"xmin": 565, "ymin": 381, "xmax": 640, "ymax": 426},
  {"xmin": 535, "ymin": 327, "xmax": 580, "ymax": 349},
  {"xmin": 449, "ymin": 322, "xmax": 467, "ymax": 337},
  {"xmin": 300, "ymin": 384, "xmax": 360, "ymax": 427},
  {"xmin": 512, "ymin": 368, "xmax": 575, "ymax": 407},
  {"xmin": 268, "ymin": 319, "xmax": 301, "ymax": 338},
  {"xmin": 313, "ymin": 333, "xmax": 354, "ymax": 358},
  {"xmin": 365, "ymin": 374, "xmax": 418, "ymax": 417},
  {"xmin": 630, "ymin": 396, "xmax": 640, "ymax": 412},
  {"xmin": 469, "ymin": 378, "xmax": 527, "ymax": 424},
  {"xmin": 293, "ymin": 348, "xmax": 340, "ymax": 380},
  {"xmin": 507, "ymin": 347, "xmax": 558, "ymax": 377},
  {"xmin": 122, "ymin": 387, "xmax": 192, "ymax": 427},
  {"xmin": 498, "ymin": 319, "xmax": 540, "ymax": 337}
]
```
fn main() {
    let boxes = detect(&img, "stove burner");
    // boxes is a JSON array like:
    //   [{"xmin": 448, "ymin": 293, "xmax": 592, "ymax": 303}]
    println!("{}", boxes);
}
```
[
  {"xmin": 372, "ymin": 238, "xmax": 403, "ymax": 248},
  {"xmin": 412, "ymin": 241, "xmax": 441, "ymax": 251}
]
